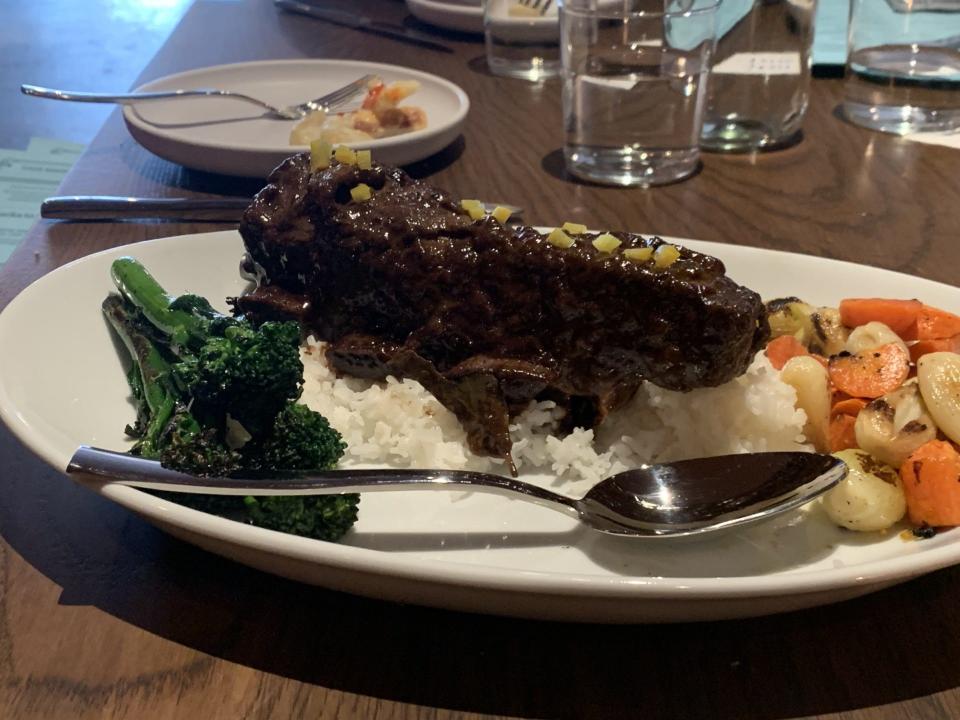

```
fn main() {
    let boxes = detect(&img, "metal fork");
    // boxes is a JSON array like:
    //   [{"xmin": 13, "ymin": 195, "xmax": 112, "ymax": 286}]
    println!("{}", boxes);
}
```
[
  {"xmin": 20, "ymin": 74, "xmax": 376, "ymax": 121},
  {"xmin": 516, "ymin": 0, "xmax": 553, "ymax": 15}
]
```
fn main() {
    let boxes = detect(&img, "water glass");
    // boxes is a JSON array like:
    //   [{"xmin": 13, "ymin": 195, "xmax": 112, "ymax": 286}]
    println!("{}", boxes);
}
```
[
  {"xmin": 485, "ymin": 0, "xmax": 561, "ymax": 81},
  {"xmin": 843, "ymin": 0, "xmax": 960, "ymax": 135},
  {"xmin": 560, "ymin": 0, "xmax": 719, "ymax": 187},
  {"xmin": 700, "ymin": 0, "xmax": 817, "ymax": 152}
]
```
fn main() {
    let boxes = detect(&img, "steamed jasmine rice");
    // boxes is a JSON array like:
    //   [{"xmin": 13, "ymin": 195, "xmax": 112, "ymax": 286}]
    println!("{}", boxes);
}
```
[{"xmin": 299, "ymin": 338, "xmax": 810, "ymax": 496}]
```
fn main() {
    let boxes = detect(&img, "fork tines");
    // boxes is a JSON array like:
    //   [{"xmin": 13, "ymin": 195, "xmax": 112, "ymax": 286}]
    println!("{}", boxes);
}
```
[{"xmin": 517, "ymin": 0, "xmax": 553, "ymax": 14}]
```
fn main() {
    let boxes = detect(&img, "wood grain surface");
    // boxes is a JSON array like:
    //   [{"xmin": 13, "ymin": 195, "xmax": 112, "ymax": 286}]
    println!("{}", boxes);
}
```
[{"xmin": 3, "ymin": 1, "xmax": 960, "ymax": 718}]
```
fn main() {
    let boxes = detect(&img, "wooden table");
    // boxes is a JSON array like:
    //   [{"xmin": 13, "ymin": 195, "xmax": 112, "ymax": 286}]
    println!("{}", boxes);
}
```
[{"xmin": 3, "ymin": 1, "xmax": 960, "ymax": 718}]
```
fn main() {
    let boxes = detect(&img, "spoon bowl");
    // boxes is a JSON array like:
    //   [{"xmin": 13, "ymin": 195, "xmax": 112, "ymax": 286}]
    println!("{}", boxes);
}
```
[
  {"xmin": 577, "ymin": 453, "xmax": 846, "ymax": 536},
  {"xmin": 67, "ymin": 447, "xmax": 846, "ymax": 539}
]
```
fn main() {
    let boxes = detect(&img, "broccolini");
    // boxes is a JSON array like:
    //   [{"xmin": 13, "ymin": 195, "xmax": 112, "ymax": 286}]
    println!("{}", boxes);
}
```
[{"xmin": 103, "ymin": 257, "xmax": 358, "ymax": 542}]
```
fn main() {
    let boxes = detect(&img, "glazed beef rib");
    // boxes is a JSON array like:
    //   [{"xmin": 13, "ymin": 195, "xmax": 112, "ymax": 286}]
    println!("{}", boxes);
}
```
[{"xmin": 236, "ymin": 154, "xmax": 769, "ymax": 469}]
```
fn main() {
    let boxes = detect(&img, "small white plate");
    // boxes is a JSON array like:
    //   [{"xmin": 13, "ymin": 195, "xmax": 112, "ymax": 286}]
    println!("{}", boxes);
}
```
[
  {"xmin": 407, "ymin": 0, "xmax": 484, "ymax": 34},
  {"xmin": 123, "ymin": 59, "xmax": 470, "ymax": 177},
  {"xmin": 4, "ymin": 230, "xmax": 960, "ymax": 623}
]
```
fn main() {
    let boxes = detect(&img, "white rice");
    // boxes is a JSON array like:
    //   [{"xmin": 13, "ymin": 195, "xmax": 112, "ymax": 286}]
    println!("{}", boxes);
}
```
[{"xmin": 299, "ymin": 338, "xmax": 810, "ymax": 496}]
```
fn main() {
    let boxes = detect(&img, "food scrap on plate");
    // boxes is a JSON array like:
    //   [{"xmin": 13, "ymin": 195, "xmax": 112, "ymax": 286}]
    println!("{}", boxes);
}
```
[{"xmin": 289, "ymin": 77, "xmax": 427, "ymax": 146}]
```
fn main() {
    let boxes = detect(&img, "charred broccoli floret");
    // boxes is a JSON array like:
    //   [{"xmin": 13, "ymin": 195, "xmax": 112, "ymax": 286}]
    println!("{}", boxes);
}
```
[
  {"xmin": 173, "ymin": 319, "xmax": 304, "ymax": 436},
  {"xmin": 103, "ymin": 293, "xmax": 243, "ymax": 476},
  {"xmin": 158, "ymin": 409, "xmax": 243, "ymax": 478},
  {"xmin": 244, "ymin": 495, "xmax": 359, "ymax": 542},
  {"xmin": 103, "ymin": 258, "xmax": 356, "ymax": 542},
  {"xmin": 111, "ymin": 256, "xmax": 304, "ymax": 435},
  {"xmin": 243, "ymin": 402, "xmax": 347, "ymax": 472}
]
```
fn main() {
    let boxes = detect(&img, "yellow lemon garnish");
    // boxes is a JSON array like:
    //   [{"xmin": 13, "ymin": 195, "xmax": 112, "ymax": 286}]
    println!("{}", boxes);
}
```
[
  {"xmin": 547, "ymin": 228, "xmax": 575, "ymax": 249},
  {"xmin": 623, "ymin": 247, "xmax": 654, "ymax": 263},
  {"xmin": 350, "ymin": 183, "xmax": 372, "ymax": 202},
  {"xmin": 591, "ymin": 233, "xmax": 622, "ymax": 253}
]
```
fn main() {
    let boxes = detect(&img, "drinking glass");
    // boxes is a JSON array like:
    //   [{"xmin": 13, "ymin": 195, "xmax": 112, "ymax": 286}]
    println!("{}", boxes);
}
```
[
  {"xmin": 843, "ymin": 0, "xmax": 960, "ymax": 135},
  {"xmin": 485, "ymin": 0, "xmax": 561, "ymax": 81},
  {"xmin": 560, "ymin": 0, "xmax": 719, "ymax": 187},
  {"xmin": 700, "ymin": 0, "xmax": 818, "ymax": 152}
]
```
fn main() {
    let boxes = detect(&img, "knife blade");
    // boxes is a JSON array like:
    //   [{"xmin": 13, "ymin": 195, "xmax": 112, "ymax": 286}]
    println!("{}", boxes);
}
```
[
  {"xmin": 41, "ymin": 196, "xmax": 524, "ymax": 222},
  {"xmin": 274, "ymin": 0, "xmax": 454, "ymax": 53}
]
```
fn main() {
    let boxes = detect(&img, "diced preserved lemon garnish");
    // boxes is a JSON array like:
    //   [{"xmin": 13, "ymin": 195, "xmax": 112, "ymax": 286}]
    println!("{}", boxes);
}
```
[
  {"xmin": 591, "ymin": 233, "xmax": 621, "ymax": 253},
  {"xmin": 562, "ymin": 222, "xmax": 588, "ymax": 235},
  {"xmin": 356, "ymin": 149, "xmax": 372, "ymax": 169},
  {"xmin": 309, "ymin": 140, "xmax": 332, "ymax": 171},
  {"xmin": 653, "ymin": 243, "xmax": 681, "ymax": 268},
  {"xmin": 350, "ymin": 183, "xmax": 372, "ymax": 202},
  {"xmin": 461, "ymin": 199, "xmax": 485, "ymax": 219},
  {"xmin": 491, "ymin": 206, "xmax": 512, "ymax": 224},
  {"xmin": 334, "ymin": 145, "xmax": 356, "ymax": 165},
  {"xmin": 547, "ymin": 228, "xmax": 575, "ymax": 249},
  {"xmin": 623, "ymin": 247, "xmax": 654, "ymax": 263}
]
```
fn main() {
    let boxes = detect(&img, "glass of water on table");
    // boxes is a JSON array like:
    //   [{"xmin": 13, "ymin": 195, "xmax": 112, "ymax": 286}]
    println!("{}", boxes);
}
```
[
  {"xmin": 485, "ymin": 0, "xmax": 561, "ymax": 80},
  {"xmin": 559, "ymin": 0, "xmax": 720, "ymax": 187},
  {"xmin": 843, "ymin": 0, "xmax": 960, "ymax": 134},
  {"xmin": 699, "ymin": 0, "xmax": 818, "ymax": 152}
]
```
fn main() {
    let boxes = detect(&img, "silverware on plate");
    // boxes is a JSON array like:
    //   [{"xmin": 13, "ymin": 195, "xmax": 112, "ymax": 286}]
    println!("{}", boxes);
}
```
[
  {"xmin": 516, "ymin": 0, "xmax": 555, "ymax": 15},
  {"xmin": 274, "ymin": 0, "xmax": 454, "ymax": 53},
  {"xmin": 21, "ymin": 74, "xmax": 376, "ymax": 120},
  {"xmin": 67, "ymin": 446, "xmax": 845, "ymax": 538},
  {"xmin": 40, "ymin": 196, "xmax": 525, "ymax": 222}
]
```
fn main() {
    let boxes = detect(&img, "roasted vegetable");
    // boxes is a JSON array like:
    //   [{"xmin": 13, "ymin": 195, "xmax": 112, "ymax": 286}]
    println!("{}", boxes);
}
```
[
  {"xmin": 845, "ymin": 321, "xmax": 908, "ymax": 357},
  {"xmin": 823, "ymin": 449, "xmax": 905, "ymax": 532},
  {"xmin": 917, "ymin": 351, "xmax": 960, "ymax": 444},
  {"xmin": 808, "ymin": 307, "xmax": 849, "ymax": 357},
  {"xmin": 766, "ymin": 297, "xmax": 815, "ymax": 344},
  {"xmin": 781, "ymin": 355, "xmax": 831, "ymax": 452},
  {"xmin": 900, "ymin": 441, "xmax": 960, "ymax": 527},
  {"xmin": 112, "ymin": 256, "xmax": 304, "ymax": 437},
  {"xmin": 854, "ymin": 382, "xmax": 937, "ymax": 468},
  {"xmin": 104, "ymin": 258, "xmax": 357, "ymax": 542}
]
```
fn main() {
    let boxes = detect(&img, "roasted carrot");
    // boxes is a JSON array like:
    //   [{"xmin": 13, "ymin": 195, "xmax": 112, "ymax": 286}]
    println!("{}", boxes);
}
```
[
  {"xmin": 827, "ymin": 398, "xmax": 865, "ymax": 452},
  {"xmin": 916, "ymin": 305, "xmax": 960, "ymax": 341},
  {"xmin": 765, "ymin": 335, "xmax": 808, "ymax": 370},
  {"xmin": 831, "ymin": 389, "xmax": 851, "ymax": 406},
  {"xmin": 899, "ymin": 440, "xmax": 960, "ymax": 527},
  {"xmin": 909, "ymin": 334, "xmax": 960, "ymax": 363},
  {"xmin": 832, "ymin": 397, "xmax": 868, "ymax": 417},
  {"xmin": 838, "ymin": 298, "xmax": 921, "ymax": 340},
  {"xmin": 829, "ymin": 413, "xmax": 858, "ymax": 452},
  {"xmin": 827, "ymin": 343, "xmax": 910, "ymax": 399}
]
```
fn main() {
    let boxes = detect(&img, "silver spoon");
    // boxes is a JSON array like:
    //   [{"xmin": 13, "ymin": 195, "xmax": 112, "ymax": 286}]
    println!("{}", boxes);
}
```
[
  {"xmin": 67, "ymin": 447, "xmax": 846, "ymax": 538},
  {"xmin": 21, "ymin": 74, "xmax": 376, "ymax": 121}
]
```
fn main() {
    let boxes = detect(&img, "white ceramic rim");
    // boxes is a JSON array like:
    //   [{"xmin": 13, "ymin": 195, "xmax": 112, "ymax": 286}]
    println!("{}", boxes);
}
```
[
  {"xmin": 3, "ymin": 230, "xmax": 960, "ymax": 603},
  {"xmin": 122, "ymin": 59, "xmax": 471, "ymax": 156}
]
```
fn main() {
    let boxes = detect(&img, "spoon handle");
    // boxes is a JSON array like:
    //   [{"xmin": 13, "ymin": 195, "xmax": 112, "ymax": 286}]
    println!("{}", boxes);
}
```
[{"xmin": 67, "ymin": 446, "xmax": 580, "ymax": 514}]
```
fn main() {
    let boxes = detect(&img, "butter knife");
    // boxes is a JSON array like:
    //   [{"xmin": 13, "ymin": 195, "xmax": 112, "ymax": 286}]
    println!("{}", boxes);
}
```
[
  {"xmin": 41, "ymin": 196, "xmax": 251, "ymax": 222},
  {"xmin": 41, "ymin": 196, "xmax": 524, "ymax": 222},
  {"xmin": 274, "ymin": 0, "xmax": 454, "ymax": 53}
]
